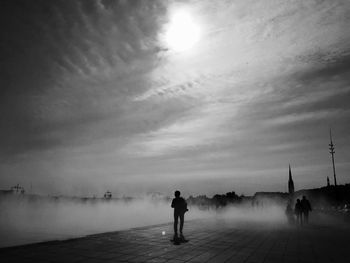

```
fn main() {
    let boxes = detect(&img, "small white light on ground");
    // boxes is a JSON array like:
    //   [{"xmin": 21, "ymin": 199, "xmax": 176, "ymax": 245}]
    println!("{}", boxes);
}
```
[{"xmin": 162, "ymin": 231, "xmax": 166, "ymax": 235}]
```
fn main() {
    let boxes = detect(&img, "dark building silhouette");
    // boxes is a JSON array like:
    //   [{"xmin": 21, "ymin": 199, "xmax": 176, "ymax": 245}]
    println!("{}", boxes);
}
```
[
  {"xmin": 294, "ymin": 184, "xmax": 350, "ymax": 209},
  {"xmin": 11, "ymin": 184, "xmax": 25, "ymax": 194},
  {"xmin": 104, "ymin": 191, "xmax": 112, "ymax": 199},
  {"xmin": 288, "ymin": 164, "xmax": 294, "ymax": 196}
]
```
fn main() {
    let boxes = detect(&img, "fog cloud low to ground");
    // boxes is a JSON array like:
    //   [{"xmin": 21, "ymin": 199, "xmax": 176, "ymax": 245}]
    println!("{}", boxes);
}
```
[{"xmin": 0, "ymin": 196, "xmax": 289, "ymax": 248}]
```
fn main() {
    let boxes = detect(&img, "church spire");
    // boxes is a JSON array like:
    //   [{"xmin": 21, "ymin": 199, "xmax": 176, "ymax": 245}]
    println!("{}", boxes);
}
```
[{"xmin": 288, "ymin": 164, "xmax": 294, "ymax": 195}]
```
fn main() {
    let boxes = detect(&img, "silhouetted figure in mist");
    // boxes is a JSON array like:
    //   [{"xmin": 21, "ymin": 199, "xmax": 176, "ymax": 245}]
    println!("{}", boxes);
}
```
[
  {"xmin": 285, "ymin": 201, "xmax": 294, "ymax": 225},
  {"xmin": 171, "ymin": 190, "xmax": 188, "ymax": 243},
  {"xmin": 301, "ymin": 196, "xmax": 312, "ymax": 224},
  {"xmin": 294, "ymin": 199, "xmax": 302, "ymax": 225}
]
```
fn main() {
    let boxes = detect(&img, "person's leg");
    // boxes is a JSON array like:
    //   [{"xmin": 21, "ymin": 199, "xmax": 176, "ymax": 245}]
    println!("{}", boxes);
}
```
[
  {"xmin": 174, "ymin": 214, "xmax": 178, "ymax": 236},
  {"xmin": 179, "ymin": 214, "xmax": 184, "ymax": 235}
]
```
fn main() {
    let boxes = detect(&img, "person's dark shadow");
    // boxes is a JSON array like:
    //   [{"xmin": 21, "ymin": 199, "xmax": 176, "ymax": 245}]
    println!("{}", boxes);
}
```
[{"xmin": 171, "ymin": 234, "xmax": 189, "ymax": 245}]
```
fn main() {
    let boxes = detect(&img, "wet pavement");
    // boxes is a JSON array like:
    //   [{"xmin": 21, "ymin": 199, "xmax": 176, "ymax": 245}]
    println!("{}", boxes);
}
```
[{"xmin": 1, "ymin": 217, "xmax": 350, "ymax": 263}]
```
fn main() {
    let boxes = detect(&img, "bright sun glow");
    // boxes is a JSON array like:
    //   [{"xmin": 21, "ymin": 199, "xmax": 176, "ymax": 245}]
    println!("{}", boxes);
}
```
[{"xmin": 165, "ymin": 10, "xmax": 200, "ymax": 52}]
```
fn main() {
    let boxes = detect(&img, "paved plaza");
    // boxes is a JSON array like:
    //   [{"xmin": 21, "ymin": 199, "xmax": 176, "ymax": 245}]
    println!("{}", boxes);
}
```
[{"xmin": 1, "ymin": 215, "xmax": 350, "ymax": 263}]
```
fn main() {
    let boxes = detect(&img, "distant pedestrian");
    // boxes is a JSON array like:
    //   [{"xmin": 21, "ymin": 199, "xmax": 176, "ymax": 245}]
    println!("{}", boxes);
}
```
[
  {"xmin": 301, "ymin": 196, "xmax": 312, "ymax": 224},
  {"xmin": 171, "ymin": 190, "xmax": 188, "ymax": 243},
  {"xmin": 294, "ymin": 199, "xmax": 302, "ymax": 225}
]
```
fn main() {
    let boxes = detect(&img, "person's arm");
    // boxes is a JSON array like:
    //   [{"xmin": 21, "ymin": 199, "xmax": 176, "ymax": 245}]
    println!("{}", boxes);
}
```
[{"xmin": 171, "ymin": 199, "xmax": 175, "ymax": 208}]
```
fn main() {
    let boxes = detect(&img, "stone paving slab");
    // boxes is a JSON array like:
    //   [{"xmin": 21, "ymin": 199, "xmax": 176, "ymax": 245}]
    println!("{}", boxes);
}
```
[{"xmin": 1, "ymin": 217, "xmax": 350, "ymax": 263}]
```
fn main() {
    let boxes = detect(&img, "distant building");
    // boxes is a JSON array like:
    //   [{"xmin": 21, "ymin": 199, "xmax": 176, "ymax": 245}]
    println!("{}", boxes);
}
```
[
  {"xmin": 11, "ymin": 184, "xmax": 25, "ymax": 194},
  {"xmin": 104, "ymin": 191, "xmax": 112, "ymax": 199},
  {"xmin": 288, "ymin": 165, "xmax": 294, "ymax": 196}
]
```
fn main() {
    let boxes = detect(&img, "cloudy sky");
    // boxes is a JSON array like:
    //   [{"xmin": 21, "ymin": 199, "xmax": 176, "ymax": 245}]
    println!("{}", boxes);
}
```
[{"xmin": 1, "ymin": 0, "xmax": 350, "ymax": 196}]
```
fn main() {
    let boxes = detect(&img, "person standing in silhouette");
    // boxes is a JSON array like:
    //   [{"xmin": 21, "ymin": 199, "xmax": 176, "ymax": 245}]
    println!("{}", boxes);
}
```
[
  {"xmin": 301, "ymin": 196, "xmax": 312, "ymax": 224},
  {"xmin": 294, "ymin": 199, "xmax": 302, "ymax": 225},
  {"xmin": 171, "ymin": 190, "xmax": 188, "ymax": 243}
]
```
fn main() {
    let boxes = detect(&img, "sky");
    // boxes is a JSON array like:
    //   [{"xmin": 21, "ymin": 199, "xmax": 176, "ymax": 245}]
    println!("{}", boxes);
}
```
[{"xmin": 0, "ymin": 0, "xmax": 350, "ymax": 197}]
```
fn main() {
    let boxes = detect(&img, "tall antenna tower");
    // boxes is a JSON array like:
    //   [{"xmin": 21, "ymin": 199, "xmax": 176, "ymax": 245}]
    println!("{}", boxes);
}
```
[{"xmin": 329, "ymin": 129, "xmax": 337, "ymax": 187}]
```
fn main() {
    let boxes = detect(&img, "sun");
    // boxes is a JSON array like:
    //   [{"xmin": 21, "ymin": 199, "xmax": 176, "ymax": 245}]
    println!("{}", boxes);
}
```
[{"xmin": 165, "ymin": 10, "xmax": 201, "ymax": 52}]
